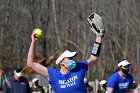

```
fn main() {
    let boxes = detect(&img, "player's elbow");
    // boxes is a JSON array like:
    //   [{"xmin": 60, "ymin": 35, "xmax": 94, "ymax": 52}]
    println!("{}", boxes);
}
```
[{"xmin": 27, "ymin": 60, "xmax": 33, "ymax": 68}]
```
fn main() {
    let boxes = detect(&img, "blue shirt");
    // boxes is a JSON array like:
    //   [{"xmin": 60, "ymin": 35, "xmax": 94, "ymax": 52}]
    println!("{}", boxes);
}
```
[
  {"xmin": 47, "ymin": 61, "xmax": 88, "ymax": 93},
  {"xmin": 107, "ymin": 72, "xmax": 133, "ymax": 93}
]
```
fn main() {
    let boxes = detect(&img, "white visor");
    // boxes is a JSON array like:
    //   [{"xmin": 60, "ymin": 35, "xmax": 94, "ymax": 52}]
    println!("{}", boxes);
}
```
[
  {"xmin": 56, "ymin": 50, "xmax": 77, "ymax": 65},
  {"xmin": 99, "ymin": 80, "xmax": 107, "ymax": 85},
  {"xmin": 118, "ymin": 60, "xmax": 131, "ymax": 67}
]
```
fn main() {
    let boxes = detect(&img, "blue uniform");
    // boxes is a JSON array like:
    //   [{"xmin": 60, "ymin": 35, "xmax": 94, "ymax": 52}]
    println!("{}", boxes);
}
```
[
  {"xmin": 47, "ymin": 61, "xmax": 88, "ymax": 93},
  {"xmin": 107, "ymin": 72, "xmax": 133, "ymax": 93},
  {"xmin": 3, "ymin": 76, "xmax": 31, "ymax": 93}
]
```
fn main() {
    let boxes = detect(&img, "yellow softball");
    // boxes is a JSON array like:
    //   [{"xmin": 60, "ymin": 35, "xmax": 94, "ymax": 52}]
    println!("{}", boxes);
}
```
[{"xmin": 34, "ymin": 28, "xmax": 43, "ymax": 38}]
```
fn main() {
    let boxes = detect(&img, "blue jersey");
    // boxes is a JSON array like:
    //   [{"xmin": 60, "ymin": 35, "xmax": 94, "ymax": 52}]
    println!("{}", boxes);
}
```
[
  {"xmin": 107, "ymin": 72, "xmax": 133, "ymax": 93},
  {"xmin": 47, "ymin": 61, "xmax": 88, "ymax": 93}
]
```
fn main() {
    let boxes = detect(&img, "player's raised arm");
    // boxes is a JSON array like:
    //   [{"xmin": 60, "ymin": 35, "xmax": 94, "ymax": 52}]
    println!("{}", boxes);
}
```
[
  {"xmin": 86, "ymin": 13, "xmax": 105, "ymax": 64},
  {"xmin": 27, "ymin": 28, "xmax": 49, "ymax": 77}
]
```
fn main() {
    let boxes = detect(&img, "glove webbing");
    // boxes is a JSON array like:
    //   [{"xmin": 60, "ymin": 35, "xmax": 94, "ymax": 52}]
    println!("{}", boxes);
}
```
[{"xmin": 91, "ymin": 23, "xmax": 100, "ymax": 33}]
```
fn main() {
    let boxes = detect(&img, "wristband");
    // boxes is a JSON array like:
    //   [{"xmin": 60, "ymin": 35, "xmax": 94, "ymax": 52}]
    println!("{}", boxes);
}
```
[{"xmin": 91, "ymin": 42, "xmax": 102, "ymax": 56}]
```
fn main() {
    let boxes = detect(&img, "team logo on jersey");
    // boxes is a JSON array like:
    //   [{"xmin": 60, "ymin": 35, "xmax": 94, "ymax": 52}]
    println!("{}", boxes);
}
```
[
  {"xmin": 119, "ymin": 82, "xmax": 129, "ymax": 89},
  {"xmin": 59, "ymin": 75, "xmax": 78, "ymax": 88}
]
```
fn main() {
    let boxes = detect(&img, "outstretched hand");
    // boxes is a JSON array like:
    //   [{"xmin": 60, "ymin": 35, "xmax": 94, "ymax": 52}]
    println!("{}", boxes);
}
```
[{"xmin": 31, "ymin": 29, "xmax": 39, "ymax": 42}]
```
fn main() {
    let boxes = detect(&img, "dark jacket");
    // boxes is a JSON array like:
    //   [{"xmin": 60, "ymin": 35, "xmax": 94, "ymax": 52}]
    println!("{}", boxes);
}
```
[{"xmin": 2, "ymin": 76, "xmax": 31, "ymax": 93}]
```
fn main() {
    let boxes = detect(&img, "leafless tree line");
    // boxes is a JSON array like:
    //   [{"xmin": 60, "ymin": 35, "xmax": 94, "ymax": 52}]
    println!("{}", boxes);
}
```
[{"xmin": 0, "ymin": 0, "xmax": 140, "ymax": 83}]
